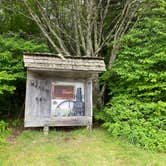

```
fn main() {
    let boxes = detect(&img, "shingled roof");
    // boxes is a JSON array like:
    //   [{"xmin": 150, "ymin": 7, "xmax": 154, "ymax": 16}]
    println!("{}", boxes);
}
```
[{"xmin": 23, "ymin": 53, "xmax": 106, "ymax": 72}]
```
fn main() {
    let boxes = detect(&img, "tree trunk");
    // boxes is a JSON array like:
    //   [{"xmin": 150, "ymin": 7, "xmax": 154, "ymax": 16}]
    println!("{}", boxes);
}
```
[{"xmin": 92, "ymin": 74, "xmax": 103, "ymax": 110}]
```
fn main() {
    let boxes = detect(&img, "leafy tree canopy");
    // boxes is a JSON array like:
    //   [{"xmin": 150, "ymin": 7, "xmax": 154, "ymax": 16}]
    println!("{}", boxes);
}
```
[{"xmin": 0, "ymin": 34, "xmax": 48, "ymax": 95}]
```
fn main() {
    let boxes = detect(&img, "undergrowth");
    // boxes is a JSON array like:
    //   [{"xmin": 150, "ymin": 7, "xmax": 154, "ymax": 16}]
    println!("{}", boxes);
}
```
[{"xmin": 0, "ymin": 120, "xmax": 9, "ymax": 143}]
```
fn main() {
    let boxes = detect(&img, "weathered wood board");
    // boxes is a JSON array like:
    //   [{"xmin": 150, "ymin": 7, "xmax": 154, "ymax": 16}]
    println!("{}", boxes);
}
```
[
  {"xmin": 25, "ymin": 116, "xmax": 92, "ymax": 127},
  {"xmin": 24, "ymin": 70, "xmax": 93, "ymax": 127},
  {"xmin": 25, "ymin": 70, "xmax": 51, "ymax": 126}
]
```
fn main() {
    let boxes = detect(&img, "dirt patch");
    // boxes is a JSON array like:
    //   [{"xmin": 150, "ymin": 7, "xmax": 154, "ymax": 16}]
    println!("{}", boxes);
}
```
[{"xmin": 7, "ymin": 127, "xmax": 24, "ymax": 144}]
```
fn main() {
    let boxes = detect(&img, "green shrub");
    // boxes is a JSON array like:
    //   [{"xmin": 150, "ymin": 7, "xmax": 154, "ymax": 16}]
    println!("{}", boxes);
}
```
[
  {"xmin": 97, "ymin": 0, "xmax": 166, "ymax": 152},
  {"xmin": 96, "ymin": 96, "xmax": 166, "ymax": 152},
  {"xmin": 0, "ymin": 120, "xmax": 9, "ymax": 143}
]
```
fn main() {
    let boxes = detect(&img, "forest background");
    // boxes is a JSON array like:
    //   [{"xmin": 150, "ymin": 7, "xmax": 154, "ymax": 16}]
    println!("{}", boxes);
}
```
[{"xmin": 0, "ymin": 0, "xmax": 165, "ymax": 152}]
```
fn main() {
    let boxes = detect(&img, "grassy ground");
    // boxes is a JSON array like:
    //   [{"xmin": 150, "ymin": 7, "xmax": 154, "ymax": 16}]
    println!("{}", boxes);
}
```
[{"xmin": 0, "ymin": 128, "xmax": 165, "ymax": 166}]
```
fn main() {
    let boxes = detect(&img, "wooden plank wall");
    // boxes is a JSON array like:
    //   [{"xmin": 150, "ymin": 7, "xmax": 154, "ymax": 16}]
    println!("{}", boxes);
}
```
[
  {"xmin": 85, "ymin": 80, "xmax": 93, "ymax": 117},
  {"xmin": 24, "ymin": 70, "xmax": 51, "ymax": 127},
  {"xmin": 25, "ymin": 70, "xmax": 93, "ymax": 127},
  {"xmin": 25, "ymin": 116, "xmax": 92, "ymax": 127}
]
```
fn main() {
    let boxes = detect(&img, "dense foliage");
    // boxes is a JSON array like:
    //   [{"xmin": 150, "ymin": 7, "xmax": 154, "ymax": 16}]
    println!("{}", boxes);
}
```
[
  {"xmin": 97, "ymin": 0, "xmax": 166, "ymax": 152},
  {"xmin": 0, "ymin": 35, "xmax": 48, "ymax": 117}
]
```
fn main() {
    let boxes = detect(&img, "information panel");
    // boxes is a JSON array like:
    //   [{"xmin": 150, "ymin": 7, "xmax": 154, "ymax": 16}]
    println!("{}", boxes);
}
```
[{"xmin": 51, "ymin": 81, "xmax": 85, "ymax": 117}]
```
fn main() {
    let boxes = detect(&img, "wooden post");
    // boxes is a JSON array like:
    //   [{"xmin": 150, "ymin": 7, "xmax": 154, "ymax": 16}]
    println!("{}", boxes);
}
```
[
  {"xmin": 43, "ymin": 125, "xmax": 49, "ymax": 135},
  {"xmin": 87, "ymin": 124, "xmax": 92, "ymax": 132}
]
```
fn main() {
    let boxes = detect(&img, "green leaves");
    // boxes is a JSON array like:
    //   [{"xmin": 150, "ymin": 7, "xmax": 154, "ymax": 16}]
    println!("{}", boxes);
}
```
[
  {"xmin": 0, "ymin": 120, "xmax": 9, "ymax": 144},
  {"xmin": 0, "ymin": 35, "xmax": 48, "ymax": 117},
  {"xmin": 98, "ymin": 0, "xmax": 166, "ymax": 152},
  {"xmin": 0, "ymin": 35, "xmax": 48, "ymax": 95},
  {"xmin": 0, "ymin": 71, "xmax": 16, "ymax": 94}
]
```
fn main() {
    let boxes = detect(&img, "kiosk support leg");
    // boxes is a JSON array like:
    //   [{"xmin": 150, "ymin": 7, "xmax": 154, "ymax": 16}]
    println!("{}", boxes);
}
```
[
  {"xmin": 43, "ymin": 125, "xmax": 49, "ymax": 135},
  {"xmin": 87, "ymin": 124, "xmax": 92, "ymax": 132}
]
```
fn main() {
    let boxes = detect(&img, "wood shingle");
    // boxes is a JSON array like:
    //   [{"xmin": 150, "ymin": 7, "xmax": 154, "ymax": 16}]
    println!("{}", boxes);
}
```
[{"xmin": 23, "ymin": 53, "xmax": 106, "ymax": 72}]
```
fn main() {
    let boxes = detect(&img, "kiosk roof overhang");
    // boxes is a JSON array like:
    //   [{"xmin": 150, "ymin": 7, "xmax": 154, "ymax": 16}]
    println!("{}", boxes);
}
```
[{"xmin": 23, "ymin": 53, "xmax": 106, "ymax": 73}]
